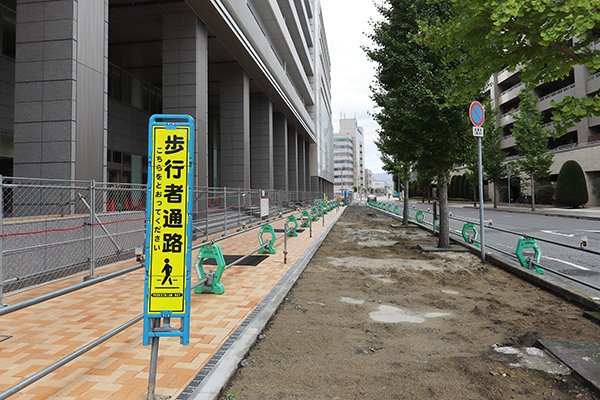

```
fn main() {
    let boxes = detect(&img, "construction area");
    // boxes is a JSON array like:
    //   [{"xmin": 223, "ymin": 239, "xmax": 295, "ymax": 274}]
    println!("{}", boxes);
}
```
[{"xmin": 2, "ymin": 203, "xmax": 600, "ymax": 399}]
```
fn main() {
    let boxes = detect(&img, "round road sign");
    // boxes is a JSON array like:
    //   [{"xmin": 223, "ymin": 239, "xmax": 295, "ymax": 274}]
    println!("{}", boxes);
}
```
[{"xmin": 469, "ymin": 101, "xmax": 485, "ymax": 127}]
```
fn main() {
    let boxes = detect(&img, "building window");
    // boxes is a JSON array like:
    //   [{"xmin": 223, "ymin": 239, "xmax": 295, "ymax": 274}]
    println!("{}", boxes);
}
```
[
  {"xmin": 1, "ymin": 6, "xmax": 16, "ymax": 59},
  {"xmin": 0, "ymin": 130, "xmax": 13, "ymax": 176},
  {"xmin": 108, "ymin": 63, "xmax": 162, "ymax": 114}
]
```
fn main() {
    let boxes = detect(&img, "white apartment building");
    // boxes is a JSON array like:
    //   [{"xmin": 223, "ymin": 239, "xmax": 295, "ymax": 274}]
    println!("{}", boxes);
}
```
[{"xmin": 333, "ymin": 118, "xmax": 364, "ymax": 194}]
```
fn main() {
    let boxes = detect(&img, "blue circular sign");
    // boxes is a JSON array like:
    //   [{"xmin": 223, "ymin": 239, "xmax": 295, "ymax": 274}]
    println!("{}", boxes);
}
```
[{"xmin": 469, "ymin": 101, "xmax": 485, "ymax": 127}]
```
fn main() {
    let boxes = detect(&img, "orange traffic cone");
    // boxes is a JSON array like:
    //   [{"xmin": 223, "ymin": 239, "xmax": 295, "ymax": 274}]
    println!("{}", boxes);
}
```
[
  {"xmin": 109, "ymin": 199, "xmax": 115, "ymax": 211},
  {"xmin": 137, "ymin": 199, "xmax": 142, "ymax": 211}
]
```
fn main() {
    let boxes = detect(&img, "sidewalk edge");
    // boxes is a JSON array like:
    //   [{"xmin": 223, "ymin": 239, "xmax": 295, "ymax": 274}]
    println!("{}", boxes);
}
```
[{"xmin": 184, "ymin": 207, "xmax": 346, "ymax": 400}]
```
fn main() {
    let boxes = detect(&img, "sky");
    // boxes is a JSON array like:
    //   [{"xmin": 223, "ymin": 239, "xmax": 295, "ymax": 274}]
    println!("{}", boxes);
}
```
[{"xmin": 320, "ymin": 0, "xmax": 385, "ymax": 175}]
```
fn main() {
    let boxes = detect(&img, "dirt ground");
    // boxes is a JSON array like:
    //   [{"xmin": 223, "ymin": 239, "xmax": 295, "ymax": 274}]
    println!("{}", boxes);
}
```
[{"xmin": 218, "ymin": 206, "xmax": 599, "ymax": 400}]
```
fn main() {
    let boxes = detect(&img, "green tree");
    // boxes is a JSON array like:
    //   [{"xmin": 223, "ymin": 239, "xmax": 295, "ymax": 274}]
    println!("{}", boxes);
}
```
[
  {"xmin": 512, "ymin": 86, "xmax": 553, "ymax": 211},
  {"xmin": 365, "ymin": 0, "xmax": 473, "ymax": 248},
  {"xmin": 418, "ymin": 0, "xmax": 600, "ymax": 133},
  {"xmin": 555, "ymin": 160, "xmax": 589, "ymax": 207},
  {"xmin": 380, "ymin": 153, "xmax": 412, "ymax": 226}
]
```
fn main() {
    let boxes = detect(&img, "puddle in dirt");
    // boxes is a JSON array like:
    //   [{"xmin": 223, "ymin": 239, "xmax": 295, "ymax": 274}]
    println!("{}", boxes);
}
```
[
  {"xmin": 441, "ymin": 289, "xmax": 460, "ymax": 295},
  {"xmin": 372, "ymin": 274, "xmax": 395, "ymax": 283},
  {"xmin": 492, "ymin": 345, "xmax": 571, "ymax": 375},
  {"xmin": 369, "ymin": 305, "xmax": 449, "ymax": 323},
  {"xmin": 340, "ymin": 297, "xmax": 365, "ymax": 305},
  {"xmin": 357, "ymin": 240, "xmax": 398, "ymax": 247}
]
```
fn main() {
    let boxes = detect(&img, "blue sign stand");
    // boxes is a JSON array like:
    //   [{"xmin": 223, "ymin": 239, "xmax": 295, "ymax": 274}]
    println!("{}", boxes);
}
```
[{"xmin": 143, "ymin": 114, "xmax": 194, "ymax": 347}]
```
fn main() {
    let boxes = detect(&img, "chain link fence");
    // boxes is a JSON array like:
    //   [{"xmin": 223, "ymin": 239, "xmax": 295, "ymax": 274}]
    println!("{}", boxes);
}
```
[{"xmin": 0, "ymin": 176, "xmax": 320, "ymax": 304}]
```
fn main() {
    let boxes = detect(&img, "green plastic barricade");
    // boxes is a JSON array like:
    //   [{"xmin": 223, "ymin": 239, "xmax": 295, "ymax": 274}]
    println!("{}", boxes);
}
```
[{"xmin": 193, "ymin": 243, "xmax": 226, "ymax": 294}]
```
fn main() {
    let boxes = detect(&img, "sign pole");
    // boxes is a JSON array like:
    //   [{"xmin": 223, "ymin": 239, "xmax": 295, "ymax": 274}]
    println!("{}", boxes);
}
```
[
  {"xmin": 469, "ymin": 101, "xmax": 486, "ymax": 262},
  {"xmin": 147, "ymin": 319, "xmax": 160, "ymax": 400},
  {"xmin": 143, "ymin": 114, "xmax": 194, "ymax": 398},
  {"xmin": 477, "ymin": 136, "xmax": 486, "ymax": 262}
]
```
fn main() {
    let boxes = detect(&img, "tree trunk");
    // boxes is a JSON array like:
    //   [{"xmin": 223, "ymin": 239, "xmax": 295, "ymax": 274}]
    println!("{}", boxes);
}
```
[
  {"xmin": 493, "ymin": 181, "xmax": 497, "ymax": 209},
  {"xmin": 403, "ymin": 169, "xmax": 410, "ymax": 226},
  {"xmin": 438, "ymin": 172, "xmax": 450, "ymax": 248},
  {"xmin": 531, "ymin": 175, "xmax": 536, "ymax": 211}
]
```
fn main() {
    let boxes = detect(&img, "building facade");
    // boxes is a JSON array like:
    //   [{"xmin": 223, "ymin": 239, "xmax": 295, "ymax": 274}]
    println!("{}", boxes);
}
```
[
  {"xmin": 333, "ymin": 117, "xmax": 364, "ymax": 195},
  {"xmin": 365, "ymin": 168, "xmax": 374, "ymax": 191},
  {"xmin": 489, "ymin": 51, "xmax": 600, "ymax": 205},
  {"xmin": 0, "ymin": 0, "xmax": 333, "ymax": 195}
]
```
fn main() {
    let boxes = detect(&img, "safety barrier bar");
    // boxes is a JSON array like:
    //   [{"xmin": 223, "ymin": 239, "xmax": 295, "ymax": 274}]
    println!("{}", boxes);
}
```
[
  {"xmin": 0, "ymin": 174, "xmax": 326, "ymax": 304},
  {"xmin": 367, "ymin": 200, "xmax": 600, "ymax": 293}
]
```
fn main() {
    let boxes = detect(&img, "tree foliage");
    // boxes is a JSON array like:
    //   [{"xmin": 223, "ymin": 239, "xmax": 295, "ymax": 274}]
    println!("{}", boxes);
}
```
[
  {"xmin": 418, "ymin": 0, "xmax": 600, "ymax": 133},
  {"xmin": 555, "ymin": 160, "xmax": 589, "ymax": 207},
  {"xmin": 512, "ymin": 85, "xmax": 554, "ymax": 210},
  {"xmin": 364, "ymin": 0, "xmax": 473, "ymax": 247}
]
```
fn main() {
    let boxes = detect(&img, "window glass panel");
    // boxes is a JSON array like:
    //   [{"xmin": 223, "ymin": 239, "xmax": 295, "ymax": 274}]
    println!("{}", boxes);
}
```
[
  {"xmin": 112, "ymin": 150, "xmax": 122, "ymax": 164},
  {"xmin": 2, "ymin": 8, "xmax": 16, "ymax": 59},
  {"xmin": 0, "ymin": 131, "xmax": 13, "ymax": 157}
]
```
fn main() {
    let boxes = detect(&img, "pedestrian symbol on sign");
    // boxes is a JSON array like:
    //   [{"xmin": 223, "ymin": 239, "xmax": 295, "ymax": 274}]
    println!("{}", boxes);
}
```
[{"xmin": 161, "ymin": 258, "xmax": 173, "ymax": 285}]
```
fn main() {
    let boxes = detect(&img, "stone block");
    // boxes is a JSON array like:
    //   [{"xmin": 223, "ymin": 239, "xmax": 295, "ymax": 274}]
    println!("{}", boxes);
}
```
[
  {"xmin": 43, "ymin": 80, "xmax": 75, "ymax": 101},
  {"xmin": 43, "ymin": 39, "xmax": 74, "ymax": 60},
  {"xmin": 14, "ymin": 101, "xmax": 43, "ymax": 123}
]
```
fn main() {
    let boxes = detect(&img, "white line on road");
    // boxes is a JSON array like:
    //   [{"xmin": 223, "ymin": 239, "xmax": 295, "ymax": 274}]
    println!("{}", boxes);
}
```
[
  {"xmin": 540, "ymin": 230, "xmax": 574, "ymax": 237},
  {"xmin": 542, "ymin": 256, "xmax": 590, "ymax": 271}
]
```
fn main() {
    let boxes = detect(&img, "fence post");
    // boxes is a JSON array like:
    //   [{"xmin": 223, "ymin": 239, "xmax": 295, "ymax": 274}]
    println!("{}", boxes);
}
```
[
  {"xmin": 223, "ymin": 187, "xmax": 227, "ymax": 235},
  {"xmin": 0, "ymin": 175, "xmax": 4, "ymax": 307},
  {"xmin": 206, "ymin": 188, "xmax": 209, "ymax": 241},
  {"xmin": 86, "ymin": 180, "xmax": 97, "ymax": 281},
  {"xmin": 238, "ymin": 187, "xmax": 241, "ymax": 229}
]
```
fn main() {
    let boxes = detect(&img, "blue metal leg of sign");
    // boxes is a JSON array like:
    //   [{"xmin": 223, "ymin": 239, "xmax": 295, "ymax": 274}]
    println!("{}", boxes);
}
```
[{"xmin": 143, "ymin": 114, "xmax": 195, "ymax": 347}]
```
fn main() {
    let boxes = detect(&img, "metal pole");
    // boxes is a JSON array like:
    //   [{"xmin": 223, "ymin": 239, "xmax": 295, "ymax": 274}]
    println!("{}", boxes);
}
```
[
  {"xmin": 206, "ymin": 188, "xmax": 209, "ymax": 241},
  {"xmin": 283, "ymin": 220, "xmax": 288, "ymax": 264},
  {"xmin": 507, "ymin": 168, "xmax": 511, "ymax": 212},
  {"xmin": 147, "ymin": 318, "xmax": 160, "ymax": 400},
  {"xmin": 88, "ymin": 180, "xmax": 97, "ymax": 280},
  {"xmin": 0, "ymin": 175, "xmax": 4, "ymax": 307},
  {"xmin": 78, "ymin": 194, "xmax": 121, "ymax": 253},
  {"xmin": 477, "ymin": 136, "xmax": 486, "ymax": 261},
  {"xmin": 238, "ymin": 187, "xmax": 241, "ymax": 229},
  {"xmin": 223, "ymin": 187, "xmax": 227, "ymax": 235},
  {"xmin": 0, "ymin": 314, "xmax": 143, "ymax": 400}
]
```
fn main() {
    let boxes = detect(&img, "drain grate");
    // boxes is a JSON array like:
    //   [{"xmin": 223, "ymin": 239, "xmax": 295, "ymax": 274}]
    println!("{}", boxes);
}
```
[{"xmin": 0, "ymin": 335, "xmax": 12, "ymax": 343}]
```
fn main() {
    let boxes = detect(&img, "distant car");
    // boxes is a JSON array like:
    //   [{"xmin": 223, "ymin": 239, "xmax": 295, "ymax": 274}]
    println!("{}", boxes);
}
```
[{"xmin": 367, "ymin": 194, "xmax": 376, "ymax": 202}]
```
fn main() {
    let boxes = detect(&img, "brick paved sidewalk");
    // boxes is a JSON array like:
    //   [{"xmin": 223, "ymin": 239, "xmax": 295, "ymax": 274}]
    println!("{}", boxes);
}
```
[{"xmin": 0, "ymin": 209, "xmax": 342, "ymax": 400}]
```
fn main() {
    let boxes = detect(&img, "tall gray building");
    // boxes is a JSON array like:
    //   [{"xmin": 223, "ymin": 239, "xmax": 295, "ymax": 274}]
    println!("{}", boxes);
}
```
[{"xmin": 0, "ymin": 0, "xmax": 333, "ymax": 194}]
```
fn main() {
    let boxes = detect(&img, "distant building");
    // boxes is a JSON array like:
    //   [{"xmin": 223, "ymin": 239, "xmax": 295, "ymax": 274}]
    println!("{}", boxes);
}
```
[
  {"xmin": 365, "ymin": 168, "xmax": 374, "ymax": 190},
  {"xmin": 333, "ymin": 118, "xmax": 364, "ymax": 194}
]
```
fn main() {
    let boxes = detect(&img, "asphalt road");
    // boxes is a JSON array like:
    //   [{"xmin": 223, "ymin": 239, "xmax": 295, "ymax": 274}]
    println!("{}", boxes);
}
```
[{"xmin": 374, "ymin": 199, "xmax": 600, "ymax": 299}]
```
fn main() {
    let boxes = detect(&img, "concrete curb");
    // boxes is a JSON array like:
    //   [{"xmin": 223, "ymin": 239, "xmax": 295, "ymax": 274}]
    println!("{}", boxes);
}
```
[{"xmin": 187, "ymin": 207, "xmax": 346, "ymax": 400}]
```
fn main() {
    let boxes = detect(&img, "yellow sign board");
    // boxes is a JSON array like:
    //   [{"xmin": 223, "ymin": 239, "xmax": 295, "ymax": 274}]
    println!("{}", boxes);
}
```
[{"xmin": 148, "ymin": 126, "xmax": 190, "ymax": 314}]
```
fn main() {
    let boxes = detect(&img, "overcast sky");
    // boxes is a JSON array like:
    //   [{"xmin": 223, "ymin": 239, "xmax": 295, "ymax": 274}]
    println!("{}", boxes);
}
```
[{"xmin": 320, "ymin": 0, "xmax": 385, "ymax": 174}]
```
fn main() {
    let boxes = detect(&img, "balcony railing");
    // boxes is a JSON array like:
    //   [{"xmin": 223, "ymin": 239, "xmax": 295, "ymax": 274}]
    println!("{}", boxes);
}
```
[
  {"xmin": 538, "ymin": 83, "xmax": 576, "ymax": 103},
  {"xmin": 500, "ymin": 82, "xmax": 524, "ymax": 97}
]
